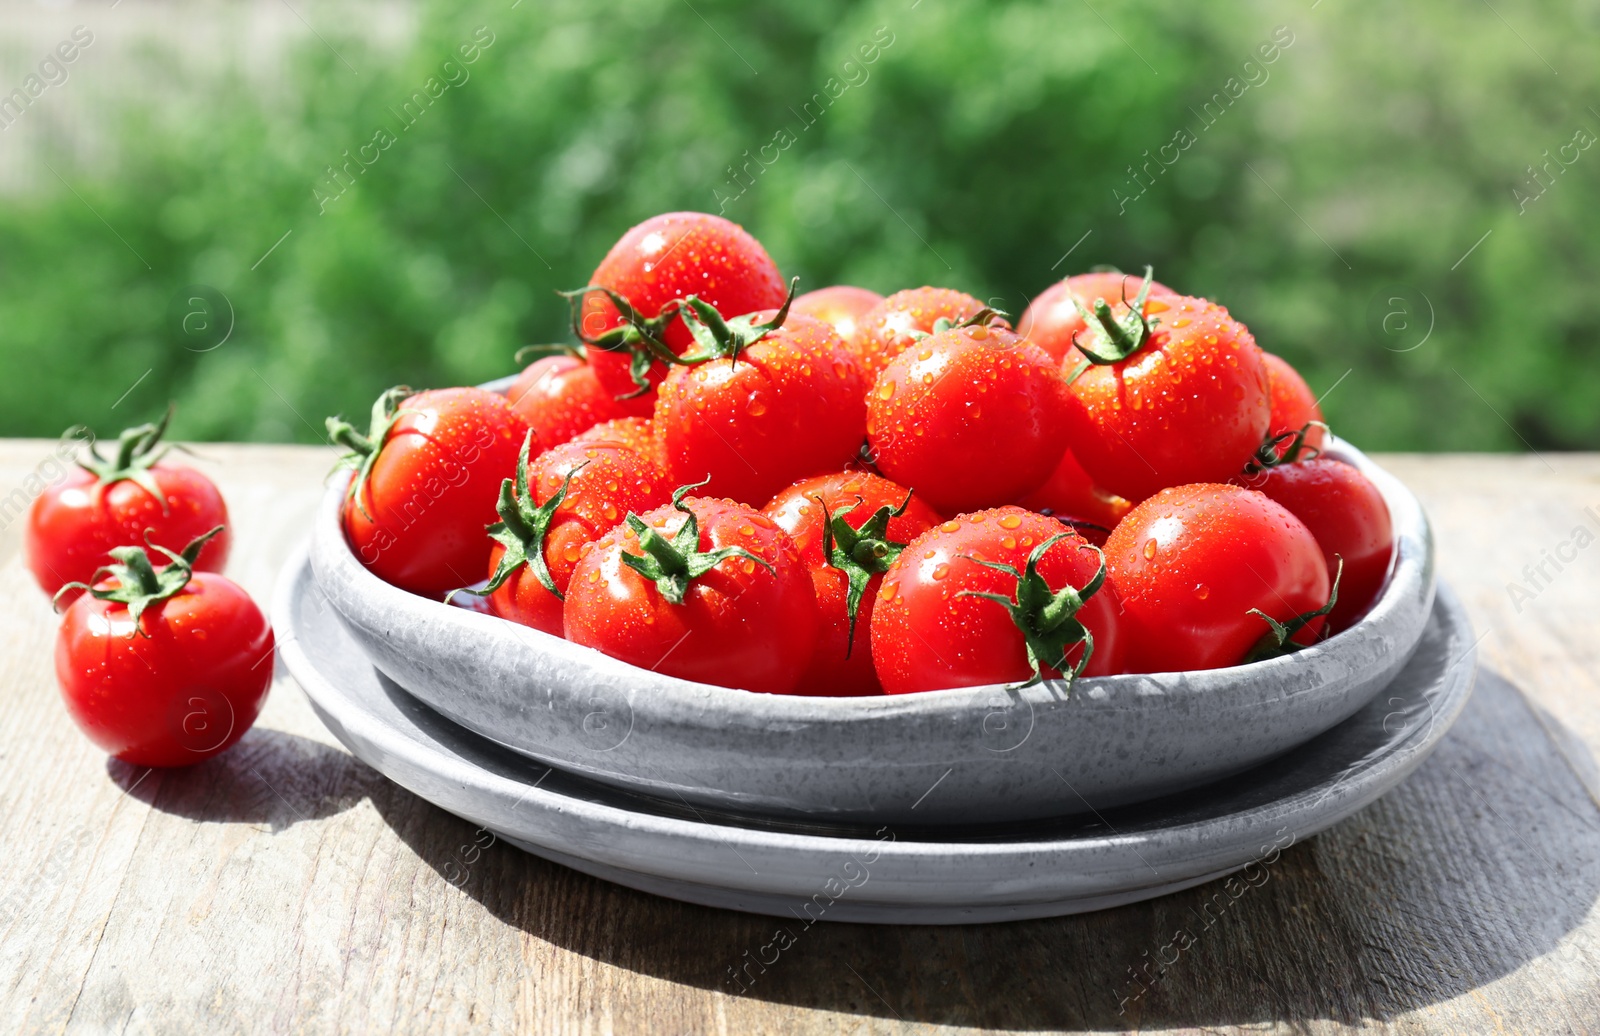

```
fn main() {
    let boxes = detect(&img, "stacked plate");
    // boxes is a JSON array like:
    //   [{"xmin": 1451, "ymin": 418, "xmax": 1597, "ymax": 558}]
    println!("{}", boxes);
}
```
[{"xmin": 274, "ymin": 438, "xmax": 1475, "ymax": 923}]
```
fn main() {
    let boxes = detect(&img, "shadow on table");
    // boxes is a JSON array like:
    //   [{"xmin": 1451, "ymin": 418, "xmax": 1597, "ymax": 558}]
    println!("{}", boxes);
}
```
[
  {"xmin": 378, "ymin": 667, "xmax": 1600, "ymax": 1030},
  {"xmin": 108, "ymin": 728, "xmax": 376, "ymax": 830}
]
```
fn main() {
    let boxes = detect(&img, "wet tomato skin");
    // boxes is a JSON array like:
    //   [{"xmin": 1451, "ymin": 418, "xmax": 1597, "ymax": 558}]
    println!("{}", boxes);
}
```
[
  {"xmin": 1262, "ymin": 352, "xmax": 1326, "ymax": 458},
  {"xmin": 852, "ymin": 287, "xmax": 1000, "ymax": 380},
  {"xmin": 1018, "ymin": 271, "xmax": 1176, "ymax": 365},
  {"xmin": 507, "ymin": 356, "xmax": 630, "ymax": 449},
  {"xmin": 871, "ymin": 507, "xmax": 1120, "ymax": 694},
  {"xmin": 1235, "ymin": 458, "xmax": 1393, "ymax": 633},
  {"xmin": 572, "ymin": 416, "xmax": 665, "ymax": 467},
  {"xmin": 563, "ymin": 497, "xmax": 818, "ymax": 694},
  {"xmin": 866, "ymin": 324, "xmax": 1070, "ymax": 514},
  {"xmin": 28, "ymin": 465, "xmax": 230, "ymax": 602},
  {"xmin": 1106, "ymin": 483, "xmax": 1329, "ymax": 674},
  {"xmin": 55, "ymin": 573, "xmax": 273, "ymax": 768},
  {"xmin": 791, "ymin": 285, "xmax": 884, "ymax": 345},
  {"xmin": 580, "ymin": 212, "xmax": 787, "ymax": 405},
  {"xmin": 486, "ymin": 440, "xmax": 669, "ymax": 636},
  {"xmin": 764, "ymin": 471, "xmax": 943, "ymax": 696},
  {"xmin": 342, "ymin": 387, "xmax": 529, "ymax": 600},
  {"xmin": 1016, "ymin": 447, "xmax": 1134, "ymax": 531}
]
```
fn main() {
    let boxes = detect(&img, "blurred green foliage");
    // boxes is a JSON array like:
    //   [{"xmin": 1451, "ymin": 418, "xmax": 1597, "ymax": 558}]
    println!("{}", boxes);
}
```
[{"xmin": 0, "ymin": 0, "xmax": 1596, "ymax": 449}]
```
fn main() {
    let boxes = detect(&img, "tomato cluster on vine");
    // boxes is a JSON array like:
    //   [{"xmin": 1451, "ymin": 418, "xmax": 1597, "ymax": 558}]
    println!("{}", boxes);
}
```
[{"xmin": 334, "ymin": 211, "xmax": 1393, "ymax": 696}]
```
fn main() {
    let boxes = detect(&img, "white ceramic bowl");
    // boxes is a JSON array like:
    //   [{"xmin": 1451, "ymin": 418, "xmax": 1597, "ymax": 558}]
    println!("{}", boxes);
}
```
[{"xmin": 307, "ymin": 436, "xmax": 1435, "ymax": 825}]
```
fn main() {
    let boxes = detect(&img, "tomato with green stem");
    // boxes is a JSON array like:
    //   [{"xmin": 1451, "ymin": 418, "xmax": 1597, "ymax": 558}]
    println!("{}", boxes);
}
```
[
  {"xmin": 327, "ymin": 386, "xmax": 529, "ymax": 600},
  {"xmin": 564, "ymin": 483, "xmax": 818, "ymax": 693},
  {"xmin": 853, "ymin": 286, "xmax": 1002, "ymax": 380},
  {"xmin": 1105, "ymin": 483, "xmax": 1332, "ymax": 673},
  {"xmin": 27, "ymin": 408, "xmax": 230, "ymax": 601},
  {"xmin": 1262, "ymin": 353, "xmax": 1326, "ymax": 460},
  {"xmin": 764, "ymin": 471, "xmax": 942, "ymax": 695},
  {"xmin": 871, "ymin": 507, "xmax": 1119, "ymax": 694},
  {"xmin": 53, "ymin": 527, "xmax": 272, "ymax": 768},
  {"xmin": 1018, "ymin": 270, "xmax": 1176, "ymax": 365},
  {"xmin": 565, "ymin": 212, "xmax": 788, "ymax": 406}
]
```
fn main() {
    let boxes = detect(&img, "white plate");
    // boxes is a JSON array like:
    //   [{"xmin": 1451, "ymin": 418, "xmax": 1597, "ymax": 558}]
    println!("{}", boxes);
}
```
[
  {"xmin": 275, "ymin": 547, "xmax": 1475, "ymax": 924},
  {"xmin": 309, "ymin": 435, "xmax": 1436, "ymax": 825}
]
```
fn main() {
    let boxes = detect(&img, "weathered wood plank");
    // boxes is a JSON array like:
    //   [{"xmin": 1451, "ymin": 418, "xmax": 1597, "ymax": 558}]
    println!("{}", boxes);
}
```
[{"xmin": 0, "ymin": 442, "xmax": 1596, "ymax": 1035}]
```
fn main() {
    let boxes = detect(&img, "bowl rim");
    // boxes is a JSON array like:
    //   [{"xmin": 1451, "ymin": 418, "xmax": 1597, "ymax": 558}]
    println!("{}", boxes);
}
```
[{"xmin": 309, "ymin": 427, "xmax": 1435, "ymax": 723}]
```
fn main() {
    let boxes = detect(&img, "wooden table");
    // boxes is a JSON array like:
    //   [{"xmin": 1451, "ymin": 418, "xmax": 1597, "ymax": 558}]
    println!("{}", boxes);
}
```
[{"xmin": 2, "ymin": 442, "xmax": 1597, "ymax": 1035}]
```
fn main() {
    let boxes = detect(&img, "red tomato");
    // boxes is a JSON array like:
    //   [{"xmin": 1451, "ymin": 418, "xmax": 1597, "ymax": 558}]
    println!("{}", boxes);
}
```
[
  {"xmin": 1262, "ymin": 352, "xmax": 1326, "ymax": 459},
  {"xmin": 506, "ymin": 355, "xmax": 629, "ymax": 447},
  {"xmin": 1106, "ymin": 483, "xmax": 1330, "ymax": 673},
  {"xmin": 764, "ymin": 471, "xmax": 943, "ymax": 695},
  {"xmin": 655, "ymin": 311, "xmax": 866, "ymax": 507},
  {"xmin": 54, "ymin": 529, "xmax": 272, "ymax": 768},
  {"xmin": 564, "ymin": 491, "xmax": 818, "ymax": 694},
  {"xmin": 1016, "ymin": 447, "xmax": 1133, "ymax": 532},
  {"xmin": 791, "ymin": 285, "xmax": 884, "ymax": 344},
  {"xmin": 26, "ymin": 412, "xmax": 230, "ymax": 601},
  {"xmin": 853, "ymin": 287, "xmax": 1001, "ymax": 380},
  {"xmin": 1018, "ymin": 271, "xmax": 1175, "ymax": 364},
  {"xmin": 330, "ymin": 386, "xmax": 529, "ymax": 600},
  {"xmin": 572, "ymin": 416, "xmax": 665, "ymax": 467},
  {"xmin": 1236, "ymin": 458, "xmax": 1393, "ymax": 632},
  {"xmin": 1062, "ymin": 287, "xmax": 1270, "ymax": 501},
  {"xmin": 866, "ymin": 322, "xmax": 1070, "ymax": 514},
  {"xmin": 474, "ymin": 436, "xmax": 669, "ymax": 636},
  {"xmin": 572, "ymin": 212, "xmax": 787, "ymax": 405},
  {"xmin": 871, "ymin": 507, "xmax": 1120, "ymax": 694}
]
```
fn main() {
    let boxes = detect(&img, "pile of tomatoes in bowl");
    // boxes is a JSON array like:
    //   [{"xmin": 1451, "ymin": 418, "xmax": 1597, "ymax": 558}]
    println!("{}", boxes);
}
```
[{"xmin": 329, "ymin": 211, "xmax": 1393, "ymax": 699}]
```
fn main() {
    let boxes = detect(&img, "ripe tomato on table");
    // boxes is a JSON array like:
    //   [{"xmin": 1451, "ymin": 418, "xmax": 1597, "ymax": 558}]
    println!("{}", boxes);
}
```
[
  {"xmin": 866, "ymin": 321, "xmax": 1070, "ymax": 514},
  {"xmin": 871, "ymin": 507, "xmax": 1120, "ymax": 694},
  {"xmin": 27, "ymin": 409, "xmax": 230, "ymax": 601},
  {"xmin": 1059, "ymin": 273, "xmax": 1271, "ymax": 501},
  {"xmin": 790, "ymin": 285, "xmax": 883, "ymax": 344},
  {"xmin": 1106, "ymin": 483, "xmax": 1331, "ymax": 673},
  {"xmin": 568, "ymin": 212, "xmax": 788, "ymax": 406},
  {"xmin": 764, "ymin": 471, "xmax": 943, "ymax": 695},
  {"xmin": 465, "ymin": 435, "xmax": 669, "ymax": 636},
  {"xmin": 654, "ymin": 305, "xmax": 867, "ymax": 507},
  {"xmin": 1017, "ymin": 270, "xmax": 1175, "ymax": 364},
  {"xmin": 564, "ymin": 486, "xmax": 818, "ymax": 694},
  {"xmin": 54, "ymin": 527, "xmax": 272, "ymax": 768},
  {"xmin": 327, "ymin": 386, "xmax": 528, "ymax": 600},
  {"xmin": 506, "ymin": 354, "xmax": 628, "ymax": 449},
  {"xmin": 852, "ymin": 287, "xmax": 1001, "ymax": 379}
]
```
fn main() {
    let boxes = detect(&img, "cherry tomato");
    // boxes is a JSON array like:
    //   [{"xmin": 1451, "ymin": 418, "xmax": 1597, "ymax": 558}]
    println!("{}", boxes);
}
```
[
  {"xmin": 1016, "ymin": 447, "xmax": 1133, "ymax": 533},
  {"xmin": 1061, "ymin": 282, "xmax": 1270, "ymax": 502},
  {"xmin": 853, "ymin": 287, "xmax": 1001, "ymax": 380},
  {"xmin": 474, "ymin": 436, "xmax": 669, "ymax": 636},
  {"xmin": 564, "ymin": 490, "xmax": 818, "ymax": 694},
  {"xmin": 1018, "ymin": 271, "xmax": 1175, "ymax": 364},
  {"xmin": 329, "ymin": 386, "xmax": 529, "ymax": 600},
  {"xmin": 871, "ymin": 507, "xmax": 1120, "ymax": 694},
  {"xmin": 573, "ymin": 212, "xmax": 787, "ymax": 405},
  {"xmin": 655, "ymin": 309, "xmax": 866, "ymax": 507},
  {"xmin": 1106, "ymin": 483, "xmax": 1330, "ymax": 673},
  {"xmin": 791, "ymin": 285, "xmax": 883, "ymax": 344},
  {"xmin": 26, "ymin": 411, "xmax": 230, "ymax": 601},
  {"xmin": 1236, "ymin": 458, "xmax": 1393, "ymax": 632},
  {"xmin": 1262, "ymin": 352, "xmax": 1326, "ymax": 459},
  {"xmin": 866, "ymin": 322, "xmax": 1070, "ymax": 514},
  {"xmin": 54, "ymin": 529, "xmax": 272, "ymax": 768},
  {"xmin": 764, "ymin": 471, "xmax": 943, "ymax": 695},
  {"xmin": 572, "ymin": 416, "xmax": 665, "ymax": 467},
  {"xmin": 506, "ymin": 355, "xmax": 629, "ymax": 448}
]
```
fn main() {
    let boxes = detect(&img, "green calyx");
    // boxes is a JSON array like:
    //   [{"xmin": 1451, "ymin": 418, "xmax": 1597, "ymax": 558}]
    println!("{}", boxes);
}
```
[
  {"xmin": 1245, "ymin": 556, "xmax": 1344, "ymax": 663},
  {"xmin": 558, "ymin": 285, "xmax": 686, "ymax": 398},
  {"xmin": 325, "ymin": 386, "xmax": 415, "ymax": 523},
  {"xmin": 513, "ymin": 342, "xmax": 584, "ymax": 366},
  {"xmin": 1244, "ymin": 420, "xmax": 1329, "ymax": 475},
  {"xmin": 676, "ymin": 277, "xmax": 800, "ymax": 364},
  {"xmin": 907, "ymin": 306, "xmax": 1011, "ymax": 343},
  {"xmin": 450, "ymin": 432, "xmax": 582, "ymax": 605},
  {"xmin": 1065, "ymin": 265, "xmax": 1160, "ymax": 383},
  {"xmin": 51, "ymin": 525, "xmax": 224, "ymax": 635},
  {"xmin": 957, "ymin": 533, "xmax": 1107, "ymax": 688},
  {"xmin": 619, "ymin": 478, "xmax": 773, "ymax": 605},
  {"xmin": 819, "ymin": 490, "xmax": 916, "ymax": 658},
  {"xmin": 76, "ymin": 404, "xmax": 181, "ymax": 511}
]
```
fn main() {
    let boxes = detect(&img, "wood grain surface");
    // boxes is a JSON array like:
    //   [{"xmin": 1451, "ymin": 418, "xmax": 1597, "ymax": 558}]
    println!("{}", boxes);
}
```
[{"xmin": 1, "ymin": 442, "xmax": 1597, "ymax": 1035}]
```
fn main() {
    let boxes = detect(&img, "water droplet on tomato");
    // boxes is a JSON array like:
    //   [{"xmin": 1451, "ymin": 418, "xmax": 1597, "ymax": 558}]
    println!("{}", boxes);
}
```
[
  {"xmin": 1195, "ymin": 583, "xmax": 1210, "ymax": 600},
  {"xmin": 877, "ymin": 381, "xmax": 896, "ymax": 401},
  {"xmin": 1143, "ymin": 539, "xmax": 1157, "ymax": 560},
  {"xmin": 932, "ymin": 563, "xmax": 949, "ymax": 580}
]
